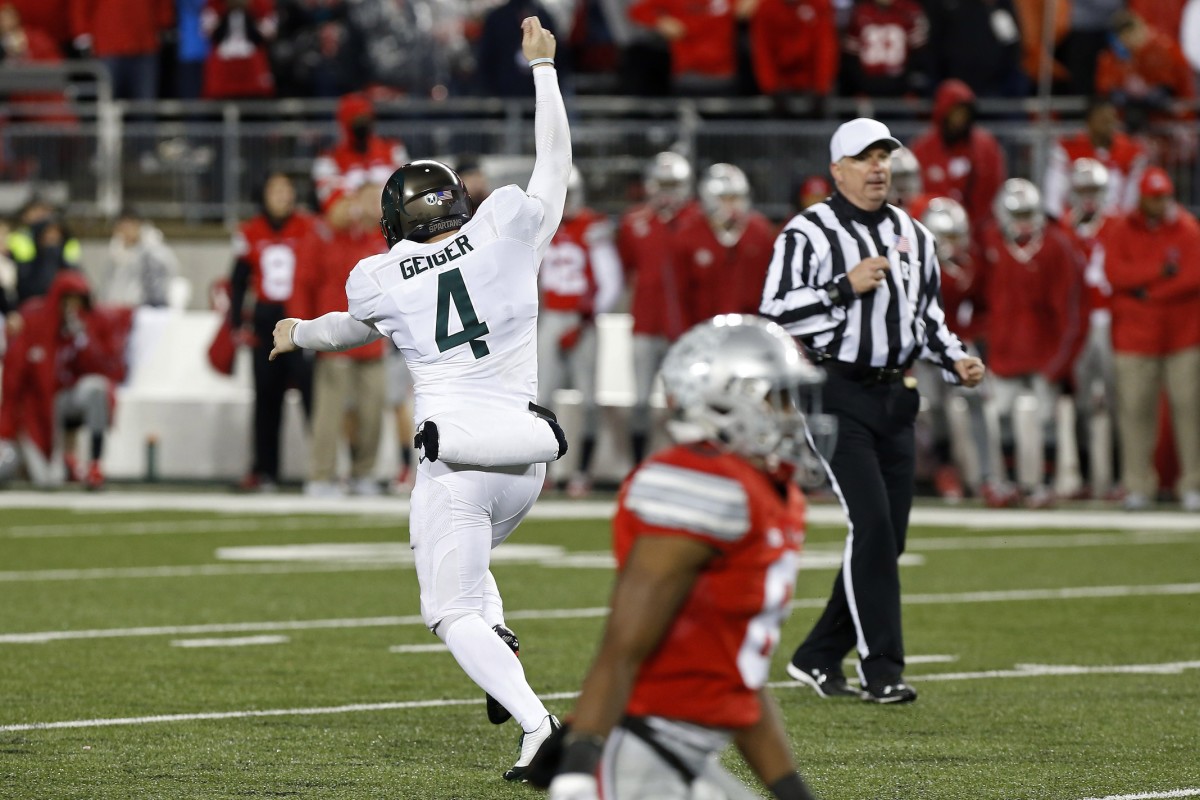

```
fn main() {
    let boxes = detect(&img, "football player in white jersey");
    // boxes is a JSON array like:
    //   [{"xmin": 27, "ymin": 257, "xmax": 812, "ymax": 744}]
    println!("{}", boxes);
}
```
[{"xmin": 269, "ymin": 16, "xmax": 569, "ymax": 781}]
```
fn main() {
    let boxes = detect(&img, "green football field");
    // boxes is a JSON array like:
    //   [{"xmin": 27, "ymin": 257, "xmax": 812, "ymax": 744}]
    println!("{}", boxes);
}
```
[{"xmin": 1, "ymin": 492, "xmax": 1198, "ymax": 800}]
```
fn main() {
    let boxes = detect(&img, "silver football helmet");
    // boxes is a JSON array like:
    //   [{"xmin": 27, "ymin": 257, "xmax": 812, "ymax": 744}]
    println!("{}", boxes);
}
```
[
  {"xmin": 699, "ymin": 163, "xmax": 751, "ymax": 243},
  {"xmin": 1069, "ymin": 157, "xmax": 1109, "ymax": 218},
  {"xmin": 889, "ymin": 147, "xmax": 922, "ymax": 206},
  {"xmin": 922, "ymin": 196, "xmax": 970, "ymax": 262},
  {"xmin": 994, "ymin": 178, "xmax": 1045, "ymax": 243},
  {"xmin": 645, "ymin": 151, "xmax": 693, "ymax": 211},
  {"xmin": 659, "ymin": 315, "xmax": 834, "ymax": 468},
  {"xmin": 565, "ymin": 166, "xmax": 585, "ymax": 219}
]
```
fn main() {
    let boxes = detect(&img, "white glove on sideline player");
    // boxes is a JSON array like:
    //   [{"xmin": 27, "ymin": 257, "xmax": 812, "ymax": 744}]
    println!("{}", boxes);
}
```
[{"xmin": 549, "ymin": 773, "xmax": 600, "ymax": 800}]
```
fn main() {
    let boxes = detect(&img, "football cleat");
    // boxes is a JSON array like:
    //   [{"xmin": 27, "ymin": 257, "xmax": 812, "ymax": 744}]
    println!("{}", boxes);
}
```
[
  {"xmin": 504, "ymin": 714, "xmax": 561, "ymax": 782},
  {"xmin": 85, "ymin": 461, "xmax": 105, "ymax": 492},
  {"xmin": 861, "ymin": 681, "xmax": 918, "ymax": 704},
  {"xmin": 786, "ymin": 663, "xmax": 863, "ymax": 699},
  {"xmin": 486, "ymin": 625, "xmax": 520, "ymax": 724}
]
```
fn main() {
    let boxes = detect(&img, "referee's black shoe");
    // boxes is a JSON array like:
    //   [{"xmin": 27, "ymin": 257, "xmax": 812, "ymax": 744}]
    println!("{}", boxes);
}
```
[
  {"xmin": 786, "ymin": 662, "xmax": 863, "ymax": 698},
  {"xmin": 861, "ymin": 680, "xmax": 918, "ymax": 704}
]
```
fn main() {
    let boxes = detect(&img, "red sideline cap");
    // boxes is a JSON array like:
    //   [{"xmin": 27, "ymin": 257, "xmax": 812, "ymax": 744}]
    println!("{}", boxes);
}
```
[
  {"xmin": 1139, "ymin": 167, "xmax": 1174, "ymax": 197},
  {"xmin": 800, "ymin": 175, "xmax": 831, "ymax": 197}
]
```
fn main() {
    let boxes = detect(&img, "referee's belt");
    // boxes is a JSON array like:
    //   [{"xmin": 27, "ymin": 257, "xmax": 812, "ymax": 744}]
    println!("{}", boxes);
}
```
[{"xmin": 821, "ymin": 360, "xmax": 912, "ymax": 386}]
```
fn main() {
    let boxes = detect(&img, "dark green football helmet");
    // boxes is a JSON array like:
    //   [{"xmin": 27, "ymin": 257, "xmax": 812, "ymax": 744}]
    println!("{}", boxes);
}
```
[{"xmin": 380, "ymin": 160, "xmax": 473, "ymax": 246}]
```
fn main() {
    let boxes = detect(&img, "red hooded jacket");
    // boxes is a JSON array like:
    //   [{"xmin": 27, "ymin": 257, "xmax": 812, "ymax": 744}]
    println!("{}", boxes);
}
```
[
  {"xmin": 910, "ymin": 80, "xmax": 1007, "ymax": 237},
  {"xmin": 1100, "ymin": 204, "xmax": 1200, "ymax": 355},
  {"xmin": 0, "ymin": 271, "xmax": 130, "ymax": 456},
  {"xmin": 628, "ymin": 0, "xmax": 735, "ymax": 78},
  {"xmin": 311, "ymin": 94, "xmax": 409, "ymax": 214},
  {"xmin": 202, "ymin": 0, "xmax": 277, "ymax": 99},
  {"xmin": 750, "ymin": 0, "xmax": 838, "ymax": 95}
]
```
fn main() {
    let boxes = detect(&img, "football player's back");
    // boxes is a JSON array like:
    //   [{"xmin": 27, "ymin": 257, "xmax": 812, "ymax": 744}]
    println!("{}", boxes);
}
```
[{"xmin": 346, "ymin": 184, "xmax": 547, "ymax": 422}]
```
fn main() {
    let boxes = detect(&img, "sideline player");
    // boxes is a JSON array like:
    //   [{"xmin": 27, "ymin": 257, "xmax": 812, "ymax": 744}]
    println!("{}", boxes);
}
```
[
  {"xmin": 269, "ymin": 16, "xmax": 569, "ymax": 781},
  {"xmin": 530, "ymin": 315, "xmax": 829, "ymax": 800}
]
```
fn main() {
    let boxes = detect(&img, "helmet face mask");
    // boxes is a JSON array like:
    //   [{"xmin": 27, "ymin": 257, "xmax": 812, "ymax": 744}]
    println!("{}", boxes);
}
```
[
  {"xmin": 1069, "ymin": 157, "xmax": 1109, "ymax": 220},
  {"xmin": 380, "ymin": 160, "xmax": 474, "ymax": 247},
  {"xmin": 660, "ymin": 315, "xmax": 834, "ymax": 471},
  {"xmin": 645, "ymin": 152, "xmax": 693, "ymax": 213},
  {"xmin": 922, "ymin": 196, "xmax": 969, "ymax": 262},
  {"xmin": 994, "ymin": 178, "xmax": 1044, "ymax": 246}
]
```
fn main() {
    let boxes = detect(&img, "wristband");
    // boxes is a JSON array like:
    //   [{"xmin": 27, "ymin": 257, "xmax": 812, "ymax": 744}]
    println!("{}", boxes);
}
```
[
  {"xmin": 528, "ymin": 57, "xmax": 555, "ymax": 68},
  {"xmin": 769, "ymin": 772, "xmax": 817, "ymax": 800},
  {"xmin": 288, "ymin": 320, "xmax": 300, "ymax": 348}
]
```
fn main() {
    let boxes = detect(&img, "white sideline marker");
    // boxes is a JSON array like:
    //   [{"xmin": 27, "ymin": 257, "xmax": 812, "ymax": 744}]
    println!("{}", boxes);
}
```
[
  {"xmin": 3, "ymin": 659, "xmax": 1198, "ymax": 733},
  {"xmin": 171, "ymin": 635, "xmax": 289, "ymax": 648}
]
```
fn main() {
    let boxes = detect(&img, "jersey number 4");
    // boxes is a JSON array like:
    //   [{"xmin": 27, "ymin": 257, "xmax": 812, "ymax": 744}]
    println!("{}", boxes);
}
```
[{"xmin": 435, "ymin": 268, "xmax": 490, "ymax": 359}]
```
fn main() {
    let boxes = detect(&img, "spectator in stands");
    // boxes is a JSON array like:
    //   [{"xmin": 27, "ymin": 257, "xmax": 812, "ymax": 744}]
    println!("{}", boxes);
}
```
[
  {"xmin": 201, "ymin": 0, "xmax": 276, "ymax": 99},
  {"xmin": 175, "ymin": 0, "xmax": 209, "ymax": 99},
  {"xmin": 617, "ymin": 151, "xmax": 698, "ymax": 464},
  {"xmin": 1099, "ymin": 168, "xmax": 1200, "ymax": 512},
  {"xmin": 456, "ymin": 154, "xmax": 490, "ymax": 212},
  {"xmin": 312, "ymin": 93, "xmax": 408, "ymax": 216},
  {"xmin": 289, "ymin": 182, "xmax": 388, "ymax": 498},
  {"xmin": 925, "ymin": 0, "xmax": 1024, "ymax": 98},
  {"xmin": 1013, "ymin": 0, "xmax": 1071, "ymax": 90},
  {"xmin": 911, "ymin": 79, "xmax": 1007, "ymax": 241},
  {"xmin": 1060, "ymin": 0, "xmax": 1123, "ymax": 95},
  {"xmin": 1129, "ymin": 0, "xmax": 1187, "ymax": 49},
  {"xmin": 791, "ymin": 173, "xmax": 831, "ymax": 214},
  {"xmin": 978, "ymin": 179, "xmax": 1085, "ymax": 508},
  {"xmin": 10, "ymin": 0, "xmax": 72, "ymax": 56},
  {"xmin": 1042, "ymin": 95, "xmax": 1148, "ymax": 220},
  {"xmin": 628, "ymin": 0, "xmax": 736, "ymax": 94},
  {"xmin": 1096, "ymin": 10, "xmax": 1195, "ymax": 128},
  {"xmin": 272, "ymin": 0, "xmax": 363, "ymax": 98},
  {"xmin": 228, "ymin": 172, "xmax": 317, "ymax": 492},
  {"xmin": 840, "ymin": 0, "xmax": 930, "ymax": 98},
  {"xmin": 0, "ymin": 271, "xmax": 127, "ymax": 490},
  {"xmin": 676, "ymin": 163, "xmax": 774, "ymax": 327},
  {"xmin": 750, "ymin": 0, "xmax": 838, "ymax": 112},
  {"xmin": 0, "ymin": 2, "xmax": 74, "ymax": 126},
  {"xmin": 538, "ymin": 167, "xmax": 623, "ymax": 498},
  {"xmin": 348, "ymin": 0, "xmax": 470, "ymax": 97},
  {"xmin": 97, "ymin": 208, "xmax": 181, "ymax": 309},
  {"xmin": 478, "ymin": 0, "xmax": 560, "ymax": 97},
  {"xmin": 71, "ymin": 0, "xmax": 174, "ymax": 101}
]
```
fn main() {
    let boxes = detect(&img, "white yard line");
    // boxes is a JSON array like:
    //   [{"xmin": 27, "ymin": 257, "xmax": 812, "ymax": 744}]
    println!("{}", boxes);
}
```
[
  {"xmin": 3, "ymin": 660, "xmax": 1198, "ymax": 733},
  {"xmin": 388, "ymin": 644, "xmax": 449, "ymax": 654},
  {"xmin": 171, "ymin": 635, "xmax": 289, "ymax": 648},
  {"xmin": 1075, "ymin": 791, "xmax": 1200, "ymax": 800},
  {"xmin": 1, "ymin": 491, "xmax": 1199, "ymax": 530},
  {"xmin": 3, "ymin": 583, "xmax": 1199, "ymax": 644},
  {"xmin": 3, "ymin": 517, "xmax": 394, "ymax": 539}
]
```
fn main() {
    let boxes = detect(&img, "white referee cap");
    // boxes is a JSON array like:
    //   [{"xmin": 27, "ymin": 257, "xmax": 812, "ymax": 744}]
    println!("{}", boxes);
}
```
[{"xmin": 830, "ymin": 118, "xmax": 903, "ymax": 163}]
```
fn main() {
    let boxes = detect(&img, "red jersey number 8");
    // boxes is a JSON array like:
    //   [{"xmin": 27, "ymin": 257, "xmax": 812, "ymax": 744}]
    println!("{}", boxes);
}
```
[{"xmin": 259, "ymin": 244, "xmax": 297, "ymax": 303}]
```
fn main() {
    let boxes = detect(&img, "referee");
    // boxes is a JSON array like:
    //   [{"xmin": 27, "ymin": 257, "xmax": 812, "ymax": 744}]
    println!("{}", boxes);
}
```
[{"xmin": 760, "ymin": 118, "xmax": 985, "ymax": 704}]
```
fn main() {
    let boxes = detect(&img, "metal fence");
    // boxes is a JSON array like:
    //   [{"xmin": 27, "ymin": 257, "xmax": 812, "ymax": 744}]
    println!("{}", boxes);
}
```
[{"xmin": 2, "ymin": 64, "xmax": 1197, "ymax": 226}]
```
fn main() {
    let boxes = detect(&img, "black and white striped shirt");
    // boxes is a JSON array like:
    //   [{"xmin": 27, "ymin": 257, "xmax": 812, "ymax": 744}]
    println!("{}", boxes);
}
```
[{"xmin": 759, "ymin": 191, "xmax": 968, "ymax": 375}]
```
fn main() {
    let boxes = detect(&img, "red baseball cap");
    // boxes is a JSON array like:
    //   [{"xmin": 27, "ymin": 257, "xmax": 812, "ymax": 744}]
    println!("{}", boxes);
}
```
[{"xmin": 1139, "ymin": 167, "xmax": 1174, "ymax": 198}]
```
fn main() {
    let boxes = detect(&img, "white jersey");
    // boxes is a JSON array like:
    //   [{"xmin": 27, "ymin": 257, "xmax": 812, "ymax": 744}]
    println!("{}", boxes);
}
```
[{"xmin": 346, "ymin": 186, "xmax": 545, "ymax": 422}]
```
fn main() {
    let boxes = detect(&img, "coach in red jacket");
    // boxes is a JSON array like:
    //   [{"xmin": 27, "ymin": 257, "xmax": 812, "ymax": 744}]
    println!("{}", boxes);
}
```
[
  {"xmin": 0, "ymin": 271, "xmax": 127, "ymax": 489},
  {"xmin": 911, "ymin": 79, "xmax": 1007, "ymax": 242},
  {"xmin": 1099, "ymin": 168, "xmax": 1200, "ymax": 511}
]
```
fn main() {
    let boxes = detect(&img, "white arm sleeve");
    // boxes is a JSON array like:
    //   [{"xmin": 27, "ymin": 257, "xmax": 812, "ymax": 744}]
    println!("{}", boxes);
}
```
[
  {"xmin": 525, "ymin": 66, "xmax": 572, "ymax": 260},
  {"xmin": 292, "ymin": 312, "xmax": 384, "ymax": 352}
]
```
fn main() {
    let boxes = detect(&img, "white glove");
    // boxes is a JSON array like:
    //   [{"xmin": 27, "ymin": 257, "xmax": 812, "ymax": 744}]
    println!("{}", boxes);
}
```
[{"xmin": 549, "ymin": 772, "xmax": 600, "ymax": 800}]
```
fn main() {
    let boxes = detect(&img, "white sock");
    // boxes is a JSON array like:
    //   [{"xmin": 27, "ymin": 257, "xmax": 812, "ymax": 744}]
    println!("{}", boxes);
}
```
[{"xmin": 443, "ymin": 614, "xmax": 548, "ymax": 731}]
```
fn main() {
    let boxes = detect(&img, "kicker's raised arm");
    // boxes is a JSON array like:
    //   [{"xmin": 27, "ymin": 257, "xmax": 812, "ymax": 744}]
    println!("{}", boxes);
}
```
[{"xmin": 521, "ymin": 17, "xmax": 572, "ymax": 259}]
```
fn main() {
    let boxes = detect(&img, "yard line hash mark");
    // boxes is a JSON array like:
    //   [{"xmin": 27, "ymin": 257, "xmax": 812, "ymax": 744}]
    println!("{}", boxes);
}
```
[{"xmin": 3, "ymin": 660, "xmax": 1197, "ymax": 733}]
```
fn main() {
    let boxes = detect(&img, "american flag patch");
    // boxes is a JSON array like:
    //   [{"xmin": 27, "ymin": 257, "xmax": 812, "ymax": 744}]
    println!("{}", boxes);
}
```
[
  {"xmin": 425, "ymin": 189, "xmax": 455, "ymax": 205},
  {"xmin": 894, "ymin": 235, "xmax": 912, "ymax": 253}
]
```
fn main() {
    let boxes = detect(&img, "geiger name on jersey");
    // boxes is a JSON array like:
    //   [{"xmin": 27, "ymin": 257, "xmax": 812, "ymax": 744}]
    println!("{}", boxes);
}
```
[{"xmin": 399, "ymin": 235, "xmax": 475, "ymax": 280}]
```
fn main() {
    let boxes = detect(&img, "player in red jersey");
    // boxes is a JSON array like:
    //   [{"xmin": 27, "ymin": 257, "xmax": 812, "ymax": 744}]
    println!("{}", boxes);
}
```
[
  {"xmin": 617, "ymin": 151, "xmax": 700, "ymax": 463},
  {"xmin": 675, "ymin": 164, "xmax": 775, "ymax": 327},
  {"xmin": 528, "ymin": 315, "xmax": 831, "ymax": 800},
  {"xmin": 979, "ymin": 179, "xmax": 1085, "ymax": 507},
  {"xmin": 311, "ymin": 93, "xmax": 408, "ymax": 216},
  {"xmin": 228, "ymin": 172, "xmax": 319, "ymax": 491},
  {"xmin": 538, "ymin": 167, "xmax": 623, "ymax": 497}
]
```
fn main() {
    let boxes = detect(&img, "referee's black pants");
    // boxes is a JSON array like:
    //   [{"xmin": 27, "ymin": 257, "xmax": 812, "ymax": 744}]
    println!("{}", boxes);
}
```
[{"xmin": 792, "ymin": 371, "xmax": 919, "ymax": 688}]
